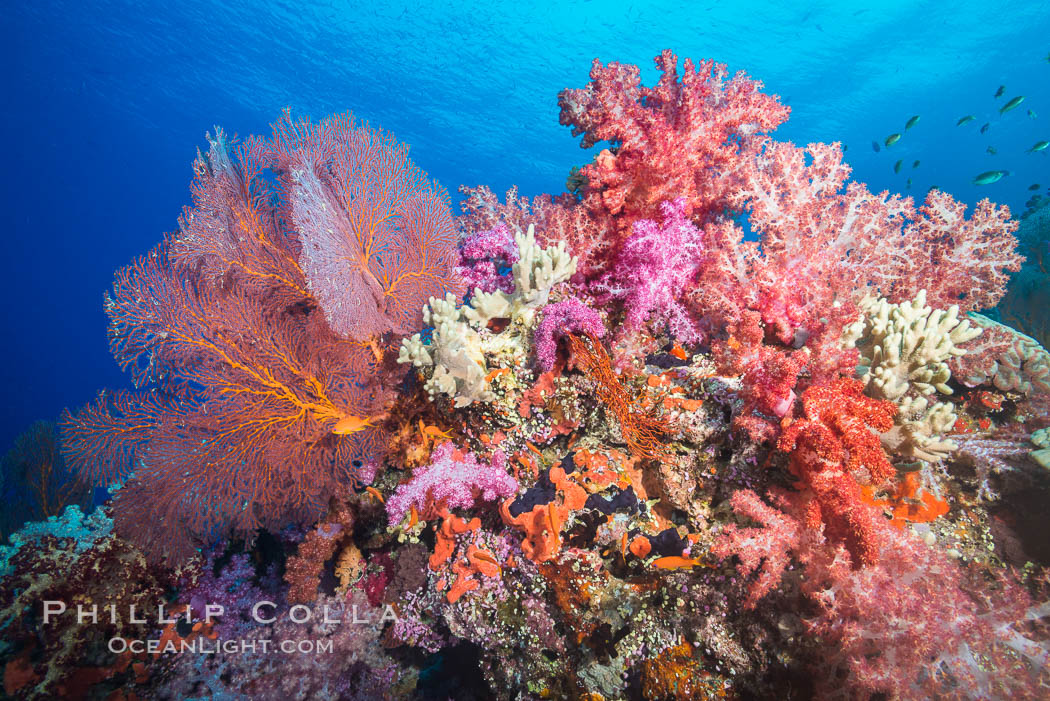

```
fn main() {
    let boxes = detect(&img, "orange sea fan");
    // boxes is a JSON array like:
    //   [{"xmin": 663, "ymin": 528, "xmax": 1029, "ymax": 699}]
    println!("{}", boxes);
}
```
[
  {"xmin": 566, "ymin": 333, "xmax": 670, "ymax": 462},
  {"xmin": 61, "ymin": 115, "xmax": 451, "ymax": 563}
]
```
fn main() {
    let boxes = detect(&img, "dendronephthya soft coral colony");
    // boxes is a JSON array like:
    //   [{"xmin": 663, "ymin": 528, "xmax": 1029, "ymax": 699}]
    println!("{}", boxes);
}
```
[{"xmin": 6, "ymin": 50, "xmax": 1049, "ymax": 700}]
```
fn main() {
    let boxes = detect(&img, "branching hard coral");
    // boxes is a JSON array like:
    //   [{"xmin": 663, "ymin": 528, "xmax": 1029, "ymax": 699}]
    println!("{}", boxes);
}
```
[
  {"xmin": 848, "ymin": 291, "xmax": 981, "ymax": 401},
  {"xmin": 459, "ymin": 185, "xmax": 609, "ymax": 282},
  {"xmin": 845, "ymin": 290, "xmax": 982, "ymax": 462},
  {"xmin": 399, "ymin": 225, "xmax": 576, "ymax": 406},
  {"xmin": 465, "ymin": 224, "xmax": 577, "ymax": 326},
  {"xmin": 385, "ymin": 442, "xmax": 517, "ymax": 525},
  {"xmin": 1031, "ymin": 428, "xmax": 1050, "ymax": 470},
  {"xmin": 951, "ymin": 313, "xmax": 1050, "ymax": 395}
]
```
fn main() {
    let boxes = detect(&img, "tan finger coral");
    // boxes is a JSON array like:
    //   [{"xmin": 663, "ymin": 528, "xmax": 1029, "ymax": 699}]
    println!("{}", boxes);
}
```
[
  {"xmin": 399, "ymin": 225, "xmax": 577, "ymax": 407},
  {"xmin": 845, "ymin": 290, "xmax": 981, "ymax": 462}
]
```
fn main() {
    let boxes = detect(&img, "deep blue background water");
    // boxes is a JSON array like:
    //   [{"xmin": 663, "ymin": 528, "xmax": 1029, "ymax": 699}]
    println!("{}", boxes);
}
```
[{"xmin": 3, "ymin": 0, "xmax": 1049, "ymax": 452}]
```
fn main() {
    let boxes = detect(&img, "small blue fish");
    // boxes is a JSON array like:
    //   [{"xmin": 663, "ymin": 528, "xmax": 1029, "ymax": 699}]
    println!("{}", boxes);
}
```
[
  {"xmin": 885, "ymin": 133, "xmax": 902, "ymax": 147},
  {"xmin": 1027, "ymin": 140, "xmax": 1049, "ymax": 153},
  {"xmin": 972, "ymin": 170, "xmax": 1010, "ymax": 185},
  {"xmin": 994, "ymin": 85, "xmax": 1005, "ymax": 98},
  {"xmin": 894, "ymin": 159, "xmax": 903, "ymax": 174},
  {"xmin": 987, "ymin": 146, "xmax": 997, "ymax": 155},
  {"xmin": 1029, "ymin": 183, "xmax": 1041, "ymax": 191},
  {"xmin": 905, "ymin": 115, "xmax": 920, "ymax": 130},
  {"xmin": 980, "ymin": 123, "xmax": 990, "ymax": 134},
  {"xmin": 957, "ymin": 115, "xmax": 976, "ymax": 126},
  {"xmin": 1000, "ymin": 96, "xmax": 1025, "ymax": 115},
  {"xmin": 1029, "ymin": 109, "xmax": 1038, "ymax": 119},
  {"xmin": 912, "ymin": 160, "xmax": 920, "ymax": 169},
  {"xmin": 872, "ymin": 140, "xmax": 881, "ymax": 153}
]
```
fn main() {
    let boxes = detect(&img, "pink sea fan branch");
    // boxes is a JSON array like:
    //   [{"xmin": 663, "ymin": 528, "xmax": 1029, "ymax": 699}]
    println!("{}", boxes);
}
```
[{"xmin": 269, "ymin": 113, "xmax": 463, "ymax": 338}]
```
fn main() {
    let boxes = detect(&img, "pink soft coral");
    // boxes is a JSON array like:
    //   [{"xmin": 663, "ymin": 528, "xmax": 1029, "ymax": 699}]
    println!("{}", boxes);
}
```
[
  {"xmin": 714, "ymin": 141, "xmax": 1021, "ymax": 344},
  {"xmin": 709, "ymin": 488, "xmax": 805, "ymax": 609},
  {"xmin": 386, "ymin": 443, "xmax": 518, "ymax": 525},
  {"xmin": 592, "ymin": 198, "xmax": 705, "ymax": 343},
  {"xmin": 558, "ymin": 49, "xmax": 790, "ymax": 244},
  {"xmin": 556, "ymin": 53, "xmax": 1020, "ymax": 359},
  {"xmin": 715, "ymin": 488, "xmax": 1050, "ymax": 698}
]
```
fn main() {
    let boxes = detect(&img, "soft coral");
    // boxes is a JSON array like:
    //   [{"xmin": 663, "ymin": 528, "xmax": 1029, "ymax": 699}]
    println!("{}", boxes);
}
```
[{"xmin": 778, "ymin": 377, "xmax": 897, "ymax": 565}]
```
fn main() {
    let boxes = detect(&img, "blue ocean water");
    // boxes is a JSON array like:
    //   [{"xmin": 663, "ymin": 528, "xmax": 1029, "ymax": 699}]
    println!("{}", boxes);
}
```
[{"xmin": 3, "ymin": 0, "xmax": 1049, "ymax": 453}]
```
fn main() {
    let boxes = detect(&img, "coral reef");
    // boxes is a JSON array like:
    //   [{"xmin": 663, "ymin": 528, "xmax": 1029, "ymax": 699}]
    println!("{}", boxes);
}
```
[
  {"xmin": 12, "ymin": 50, "xmax": 1048, "ymax": 700},
  {"xmin": 952, "ymin": 312, "xmax": 1050, "ymax": 395}
]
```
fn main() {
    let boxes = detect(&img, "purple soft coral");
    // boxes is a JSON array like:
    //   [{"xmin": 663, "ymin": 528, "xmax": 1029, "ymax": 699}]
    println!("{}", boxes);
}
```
[
  {"xmin": 386, "ymin": 443, "xmax": 518, "ymax": 525},
  {"xmin": 456, "ymin": 222, "xmax": 519, "ymax": 294},
  {"xmin": 534, "ymin": 299, "xmax": 605, "ymax": 371},
  {"xmin": 592, "ymin": 197, "xmax": 705, "ymax": 343}
]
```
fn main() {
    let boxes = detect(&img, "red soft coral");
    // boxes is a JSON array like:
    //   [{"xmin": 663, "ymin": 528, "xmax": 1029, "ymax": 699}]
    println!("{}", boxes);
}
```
[{"xmin": 778, "ymin": 378, "xmax": 897, "ymax": 565}]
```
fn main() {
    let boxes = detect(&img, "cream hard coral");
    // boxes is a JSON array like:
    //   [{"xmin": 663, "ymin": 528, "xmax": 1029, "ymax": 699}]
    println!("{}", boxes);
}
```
[
  {"xmin": 398, "ymin": 224, "xmax": 576, "ymax": 407},
  {"xmin": 845, "ymin": 290, "xmax": 982, "ymax": 462}
]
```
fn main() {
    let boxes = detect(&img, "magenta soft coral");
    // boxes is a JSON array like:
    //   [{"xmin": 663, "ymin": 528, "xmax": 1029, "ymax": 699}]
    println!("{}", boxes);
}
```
[
  {"xmin": 592, "ymin": 197, "xmax": 706, "ymax": 343},
  {"xmin": 534, "ymin": 299, "xmax": 605, "ymax": 371},
  {"xmin": 386, "ymin": 442, "xmax": 518, "ymax": 525},
  {"xmin": 456, "ymin": 222, "xmax": 518, "ymax": 294}
]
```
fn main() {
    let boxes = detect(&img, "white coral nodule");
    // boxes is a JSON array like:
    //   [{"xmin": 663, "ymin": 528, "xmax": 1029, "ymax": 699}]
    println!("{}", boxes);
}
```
[{"xmin": 398, "ymin": 224, "xmax": 577, "ymax": 408}]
